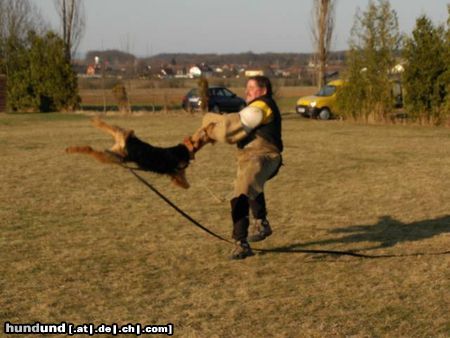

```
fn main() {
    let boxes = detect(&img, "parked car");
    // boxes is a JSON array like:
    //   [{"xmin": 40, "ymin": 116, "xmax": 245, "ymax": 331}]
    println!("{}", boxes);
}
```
[
  {"xmin": 296, "ymin": 79, "xmax": 345, "ymax": 120},
  {"xmin": 182, "ymin": 86, "xmax": 246, "ymax": 113}
]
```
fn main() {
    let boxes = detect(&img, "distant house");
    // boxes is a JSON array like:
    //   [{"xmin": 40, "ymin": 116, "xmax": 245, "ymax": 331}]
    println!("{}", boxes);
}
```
[
  {"xmin": 198, "ymin": 63, "xmax": 213, "ymax": 77},
  {"xmin": 274, "ymin": 69, "xmax": 291, "ymax": 78},
  {"xmin": 174, "ymin": 66, "xmax": 189, "ymax": 78},
  {"xmin": 244, "ymin": 69, "xmax": 264, "ymax": 77},
  {"xmin": 189, "ymin": 63, "xmax": 214, "ymax": 78},
  {"xmin": 159, "ymin": 67, "xmax": 175, "ymax": 79},
  {"xmin": 86, "ymin": 65, "xmax": 96, "ymax": 76},
  {"xmin": 189, "ymin": 66, "xmax": 202, "ymax": 78}
]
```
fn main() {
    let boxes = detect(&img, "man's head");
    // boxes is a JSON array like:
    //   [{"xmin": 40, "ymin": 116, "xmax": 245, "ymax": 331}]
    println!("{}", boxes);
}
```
[{"xmin": 245, "ymin": 76, "xmax": 273, "ymax": 103}]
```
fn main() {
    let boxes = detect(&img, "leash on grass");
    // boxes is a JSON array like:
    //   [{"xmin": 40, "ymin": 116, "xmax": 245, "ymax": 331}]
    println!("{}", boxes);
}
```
[
  {"xmin": 127, "ymin": 168, "xmax": 450, "ymax": 259},
  {"xmin": 127, "ymin": 167, "xmax": 233, "ymax": 245}
]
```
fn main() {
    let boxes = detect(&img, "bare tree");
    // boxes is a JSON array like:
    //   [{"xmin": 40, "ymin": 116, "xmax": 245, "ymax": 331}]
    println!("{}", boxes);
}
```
[
  {"xmin": 0, "ymin": 0, "xmax": 44, "ymax": 74},
  {"xmin": 311, "ymin": 0, "xmax": 336, "ymax": 88},
  {"xmin": 54, "ymin": 0, "xmax": 85, "ymax": 61},
  {"xmin": 0, "ymin": 0, "xmax": 42, "ymax": 41}
]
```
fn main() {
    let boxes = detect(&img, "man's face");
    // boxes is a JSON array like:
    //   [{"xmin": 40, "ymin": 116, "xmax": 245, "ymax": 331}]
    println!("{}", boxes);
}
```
[{"xmin": 245, "ymin": 80, "xmax": 266, "ymax": 103}]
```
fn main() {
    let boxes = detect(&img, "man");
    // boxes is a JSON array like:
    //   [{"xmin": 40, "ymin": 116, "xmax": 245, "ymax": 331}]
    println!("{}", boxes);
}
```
[{"xmin": 199, "ymin": 76, "xmax": 283, "ymax": 259}]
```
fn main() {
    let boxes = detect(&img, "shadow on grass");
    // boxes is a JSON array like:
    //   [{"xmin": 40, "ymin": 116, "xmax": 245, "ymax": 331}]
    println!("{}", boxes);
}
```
[{"xmin": 265, "ymin": 215, "xmax": 450, "ymax": 254}]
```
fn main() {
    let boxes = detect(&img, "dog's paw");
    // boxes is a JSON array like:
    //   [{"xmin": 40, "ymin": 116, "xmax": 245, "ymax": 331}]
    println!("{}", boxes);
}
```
[{"xmin": 65, "ymin": 146, "xmax": 93, "ymax": 154}]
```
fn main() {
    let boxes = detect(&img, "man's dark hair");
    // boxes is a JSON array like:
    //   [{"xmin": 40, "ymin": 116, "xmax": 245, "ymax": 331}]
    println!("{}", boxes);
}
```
[{"xmin": 249, "ymin": 75, "xmax": 273, "ymax": 97}]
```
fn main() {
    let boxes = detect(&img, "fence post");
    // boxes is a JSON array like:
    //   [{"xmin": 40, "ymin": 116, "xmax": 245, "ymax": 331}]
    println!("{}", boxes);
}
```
[{"xmin": 164, "ymin": 93, "xmax": 168, "ymax": 113}]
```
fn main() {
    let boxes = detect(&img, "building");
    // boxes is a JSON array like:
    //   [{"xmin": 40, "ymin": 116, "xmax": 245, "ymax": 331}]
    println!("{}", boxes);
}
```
[
  {"xmin": 86, "ymin": 65, "xmax": 96, "ymax": 76},
  {"xmin": 244, "ymin": 69, "xmax": 264, "ymax": 77},
  {"xmin": 189, "ymin": 63, "xmax": 214, "ymax": 78}
]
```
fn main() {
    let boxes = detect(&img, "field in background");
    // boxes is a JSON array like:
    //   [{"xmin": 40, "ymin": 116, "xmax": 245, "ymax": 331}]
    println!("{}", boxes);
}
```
[
  {"xmin": 1, "ymin": 112, "xmax": 449, "ymax": 337},
  {"xmin": 78, "ymin": 78, "xmax": 316, "ymax": 113}
]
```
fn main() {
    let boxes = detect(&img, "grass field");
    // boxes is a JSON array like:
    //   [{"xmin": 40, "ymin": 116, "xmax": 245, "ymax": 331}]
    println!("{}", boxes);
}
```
[{"xmin": 1, "ymin": 111, "xmax": 449, "ymax": 337}]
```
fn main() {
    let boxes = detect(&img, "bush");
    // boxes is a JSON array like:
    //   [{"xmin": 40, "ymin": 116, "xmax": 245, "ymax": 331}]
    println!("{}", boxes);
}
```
[
  {"xmin": 441, "ymin": 5, "xmax": 450, "ymax": 118},
  {"xmin": 337, "ymin": 0, "xmax": 401, "ymax": 122},
  {"xmin": 6, "ymin": 31, "xmax": 80, "ymax": 112},
  {"xmin": 402, "ymin": 15, "xmax": 447, "ymax": 124}
]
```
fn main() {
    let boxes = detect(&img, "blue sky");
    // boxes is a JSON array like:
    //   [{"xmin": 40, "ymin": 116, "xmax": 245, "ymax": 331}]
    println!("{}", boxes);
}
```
[{"xmin": 31, "ymin": 0, "xmax": 449, "ymax": 56}]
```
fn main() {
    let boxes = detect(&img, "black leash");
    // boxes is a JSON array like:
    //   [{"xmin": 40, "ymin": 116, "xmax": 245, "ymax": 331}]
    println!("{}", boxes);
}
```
[
  {"xmin": 128, "ymin": 168, "xmax": 450, "ymax": 259},
  {"xmin": 128, "ymin": 168, "xmax": 233, "ymax": 244}
]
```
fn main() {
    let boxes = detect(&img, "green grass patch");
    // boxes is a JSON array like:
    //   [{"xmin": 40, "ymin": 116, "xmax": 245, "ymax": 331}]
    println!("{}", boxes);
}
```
[{"xmin": 0, "ymin": 112, "xmax": 87, "ymax": 125}]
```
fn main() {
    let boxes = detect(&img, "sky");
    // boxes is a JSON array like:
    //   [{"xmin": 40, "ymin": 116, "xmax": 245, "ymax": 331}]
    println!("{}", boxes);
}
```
[{"xmin": 31, "ymin": 0, "xmax": 449, "ymax": 57}]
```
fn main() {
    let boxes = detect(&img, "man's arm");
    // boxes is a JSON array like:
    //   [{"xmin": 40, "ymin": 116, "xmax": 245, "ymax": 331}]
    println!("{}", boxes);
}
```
[{"xmin": 201, "ymin": 105, "xmax": 265, "ymax": 144}]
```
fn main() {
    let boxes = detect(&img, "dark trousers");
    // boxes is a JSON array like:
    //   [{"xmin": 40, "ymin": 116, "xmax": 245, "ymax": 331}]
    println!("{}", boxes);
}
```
[
  {"xmin": 231, "ymin": 193, "xmax": 266, "ymax": 241},
  {"xmin": 230, "ymin": 194, "xmax": 249, "ymax": 241},
  {"xmin": 249, "ymin": 193, "xmax": 266, "ymax": 220}
]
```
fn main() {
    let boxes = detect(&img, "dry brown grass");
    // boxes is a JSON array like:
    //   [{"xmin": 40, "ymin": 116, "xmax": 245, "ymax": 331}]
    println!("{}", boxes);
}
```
[{"xmin": 1, "ymin": 112, "xmax": 449, "ymax": 337}]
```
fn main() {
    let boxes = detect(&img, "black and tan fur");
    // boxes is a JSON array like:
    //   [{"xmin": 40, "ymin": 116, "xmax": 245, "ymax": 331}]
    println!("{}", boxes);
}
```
[{"xmin": 66, "ymin": 118, "xmax": 213, "ymax": 188}]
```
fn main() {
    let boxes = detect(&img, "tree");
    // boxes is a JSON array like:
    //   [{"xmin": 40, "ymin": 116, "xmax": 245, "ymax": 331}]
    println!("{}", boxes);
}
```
[
  {"xmin": 0, "ymin": 0, "xmax": 43, "ymax": 74},
  {"xmin": 402, "ymin": 15, "xmax": 447, "ymax": 124},
  {"xmin": 54, "ymin": 0, "xmax": 85, "ymax": 61},
  {"xmin": 7, "ymin": 31, "xmax": 80, "ymax": 112},
  {"xmin": 337, "ymin": 0, "xmax": 401, "ymax": 122},
  {"xmin": 311, "ymin": 0, "xmax": 336, "ymax": 88},
  {"xmin": 442, "ymin": 5, "xmax": 450, "ymax": 114},
  {"xmin": 0, "ymin": 0, "xmax": 79, "ymax": 112}
]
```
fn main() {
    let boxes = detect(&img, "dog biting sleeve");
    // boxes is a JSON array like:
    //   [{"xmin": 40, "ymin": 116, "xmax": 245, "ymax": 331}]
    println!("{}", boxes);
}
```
[{"xmin": 201, "ymin": 113, "xmax": 248, "ymax": 144}]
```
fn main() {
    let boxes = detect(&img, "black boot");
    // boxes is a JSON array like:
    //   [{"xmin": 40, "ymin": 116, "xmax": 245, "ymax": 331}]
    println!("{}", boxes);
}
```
[
  {"xmin": 230, "ymin": 195, "xmax": 253, "ymax": 259},
  {"xmin": 230, "ymin": 240, "xmax": 254, "ymax": 260},
  {"xmin": 248, "ymin": 193, "xmax": 273, "ymax": 242},
  {"xmin": 230, "ymin": 194, "xmax": 250, "ymax": 241},
  {"xmin": 249, "ymin": 193, "xmax": 267, "ymax": 220},
  {"xmin": 248, "ymin": 219, "xmax": 273, "ymax": 242}
]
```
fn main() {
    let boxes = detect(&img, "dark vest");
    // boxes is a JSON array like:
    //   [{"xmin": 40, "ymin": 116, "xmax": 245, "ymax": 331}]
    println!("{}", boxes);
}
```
[{"xmin": 237, "ymin": 95, "xmax": 283, "ymax": 152}]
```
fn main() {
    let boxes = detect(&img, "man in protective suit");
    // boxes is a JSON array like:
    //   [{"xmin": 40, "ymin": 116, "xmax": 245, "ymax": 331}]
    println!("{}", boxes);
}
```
[{"xmin": 199, "ymin": 76, "xmax": 283, "ymax": 259}]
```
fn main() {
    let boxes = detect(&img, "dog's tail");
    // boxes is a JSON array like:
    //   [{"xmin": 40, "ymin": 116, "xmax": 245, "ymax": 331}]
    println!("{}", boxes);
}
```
[
  {"xmin": 91, "ymin": 117, "xmax": 115, "ymax": 131},
  {"xmin": 65, "ymin": 146, "xmax": 122, "ymax": 164},
  {"xmin": 91, "ymin": 117, "xmax": 134, "ymax": 139}
]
